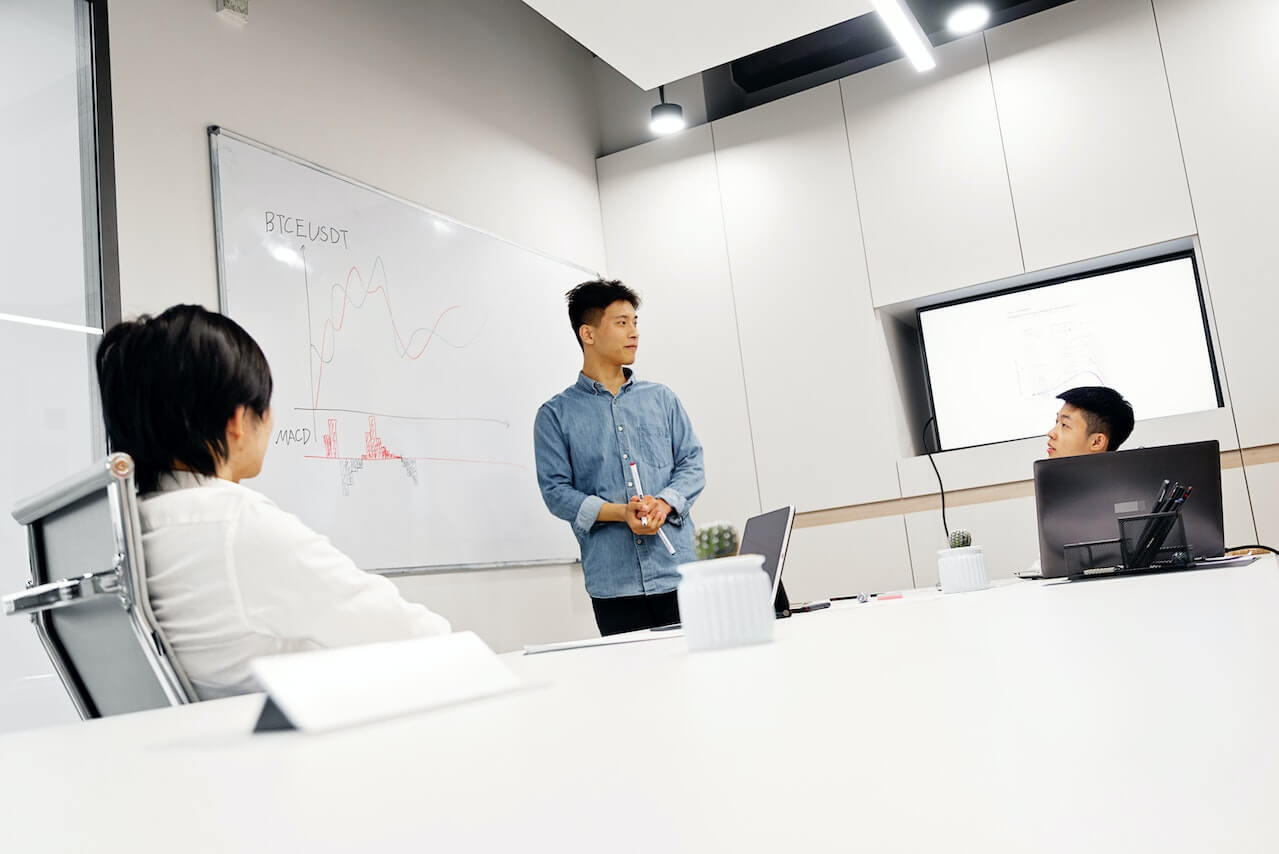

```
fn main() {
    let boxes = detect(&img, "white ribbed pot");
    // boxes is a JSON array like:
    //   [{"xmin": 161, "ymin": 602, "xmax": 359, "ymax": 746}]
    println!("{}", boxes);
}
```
[
  {"xmin": 937, "ymin": 545, "xmax": 990, "ymax": 594},
  {"xmin": 676, "ymin": 554, "xmax": 775, "ymax": 652}
]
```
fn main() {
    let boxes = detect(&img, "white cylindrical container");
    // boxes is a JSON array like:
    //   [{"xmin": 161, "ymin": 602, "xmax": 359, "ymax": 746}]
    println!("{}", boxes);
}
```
[
  {"xmin": 676, "ymin": 554, "xmax": 775, "ymax": 652},
  {"xmin": 937, "ymin": 545, "xmax": 990, "ymax": 594}
]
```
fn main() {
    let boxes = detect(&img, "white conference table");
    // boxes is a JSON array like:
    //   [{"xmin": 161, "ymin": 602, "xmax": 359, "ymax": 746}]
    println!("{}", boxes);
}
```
[{"xmin": 3, "ymin": 559, "xmax": 1277, "ymax": 853}]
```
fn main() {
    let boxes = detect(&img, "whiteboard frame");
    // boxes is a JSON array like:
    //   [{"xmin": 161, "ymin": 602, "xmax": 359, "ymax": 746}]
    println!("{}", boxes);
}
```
[
  {"xmin": 208, "ymin": 125, "xmax": 601, "ymax": 311},
  {"xmin": 371, "ymin": 557, "xmax": 578, "ymax": 578},
  {"xmin": 207, "ymin": 125, "xmax": 592, "ymax": 572}
]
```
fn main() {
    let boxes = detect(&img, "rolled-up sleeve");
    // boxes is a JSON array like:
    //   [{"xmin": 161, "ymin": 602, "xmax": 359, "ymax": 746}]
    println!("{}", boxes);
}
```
[
  {"xmin": 534, "ymin": 404, "xmax": 600, "ymax": 537},
  {"xmin": 656, "ymin": 394, "xmax": 705, "ymax": 527}
]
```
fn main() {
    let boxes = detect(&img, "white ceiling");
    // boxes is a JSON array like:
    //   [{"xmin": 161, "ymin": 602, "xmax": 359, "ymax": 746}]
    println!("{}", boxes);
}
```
[{"xmin": 521, "ymin": 0, "xmax": 877, "ymax": 91}]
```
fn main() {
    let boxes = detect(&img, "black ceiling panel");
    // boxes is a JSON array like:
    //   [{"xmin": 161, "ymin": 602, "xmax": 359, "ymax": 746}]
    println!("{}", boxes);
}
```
[{"xmin": 707, "ymin": 0, "xmax": 1074, "ymax": 119}]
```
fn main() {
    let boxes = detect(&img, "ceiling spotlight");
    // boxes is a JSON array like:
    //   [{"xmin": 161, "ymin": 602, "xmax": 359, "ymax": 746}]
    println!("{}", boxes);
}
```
[
  {"xmin": 947, "ymin": 3, "xmax": 991, "ymax": 35},
  {"xmin": 650, "ymin": 85, "xmax": 686, "ymax": 135}
]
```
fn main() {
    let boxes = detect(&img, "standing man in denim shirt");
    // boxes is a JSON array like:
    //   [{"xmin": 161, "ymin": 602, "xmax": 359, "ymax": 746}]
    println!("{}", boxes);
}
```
[{"xmin": 534, "ymin": 280, "xmax": 705, "ymax": 635}]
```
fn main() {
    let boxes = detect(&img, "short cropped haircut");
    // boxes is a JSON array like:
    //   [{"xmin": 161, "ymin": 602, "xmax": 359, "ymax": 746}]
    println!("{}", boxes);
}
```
[
  {"xmin": 565, "ymin": 279, "xmax": 640, "ymax": 350},
  {"xmin": 95, "ymin": 304, "xmax": 273, "ymax": 493},
  {"xmin": 1057, "ymin": 386, "xmax": 1135, "ymax": 451}
]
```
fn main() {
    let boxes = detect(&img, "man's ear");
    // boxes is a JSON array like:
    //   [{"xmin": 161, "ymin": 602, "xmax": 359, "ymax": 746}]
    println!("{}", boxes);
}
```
[
  {"xmin": 578, "ymin": 324, "xmax": 595, "ymax": 347},
  {"xmin": 1090, "ymin": 432, "xmax": 1109, "ymax": 452}
]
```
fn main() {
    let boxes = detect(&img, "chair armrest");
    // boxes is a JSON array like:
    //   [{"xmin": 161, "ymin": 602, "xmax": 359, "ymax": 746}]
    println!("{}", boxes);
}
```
[{"xmin": 3, "ymin": 561, "xmax": 125, "ymax": 617}]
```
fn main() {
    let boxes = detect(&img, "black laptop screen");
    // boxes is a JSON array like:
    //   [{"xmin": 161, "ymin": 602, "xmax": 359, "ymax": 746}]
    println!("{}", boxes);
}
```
[{"xmin": 738, "ymin": 506, "xmax": 794, "ymax": 597}]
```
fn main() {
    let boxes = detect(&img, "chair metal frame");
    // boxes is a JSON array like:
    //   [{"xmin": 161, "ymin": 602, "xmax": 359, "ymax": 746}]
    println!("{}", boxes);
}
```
[{"xmin": 3, "ymin": 453, "xmax": 195, "ymax": 717}]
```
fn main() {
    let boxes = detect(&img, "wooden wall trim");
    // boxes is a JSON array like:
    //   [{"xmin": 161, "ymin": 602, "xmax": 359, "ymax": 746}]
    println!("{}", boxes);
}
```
[{"xmin": 794, "ymin": 444, "xmax": 1278, "ymax": 530}]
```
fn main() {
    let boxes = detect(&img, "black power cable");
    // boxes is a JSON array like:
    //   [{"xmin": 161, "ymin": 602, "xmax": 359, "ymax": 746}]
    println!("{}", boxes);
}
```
[{"xmin": 922, "ymin": 415, "xmax": 948, "ymax": 540}]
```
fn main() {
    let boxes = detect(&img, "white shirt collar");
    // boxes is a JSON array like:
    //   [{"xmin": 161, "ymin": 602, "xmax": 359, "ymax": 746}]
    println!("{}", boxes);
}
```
[{"xmin": 152, "ymin": 470, "xmax": 231, "ymax": 493}]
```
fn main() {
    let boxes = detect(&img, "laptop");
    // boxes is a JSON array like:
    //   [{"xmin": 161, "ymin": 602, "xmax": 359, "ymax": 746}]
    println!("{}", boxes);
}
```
[
  {"xmin": 1033, "ymin": 440, "xmax": 1225, "ymax": 579},
  {"xmin": 738, "ymin": 506, "xmax": 796, "ymax": 615}
]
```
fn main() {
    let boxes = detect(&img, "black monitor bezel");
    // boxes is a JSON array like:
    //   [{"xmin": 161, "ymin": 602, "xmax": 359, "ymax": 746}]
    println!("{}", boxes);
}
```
[{"xmin": 915, "ymin": 249, "xmax": 1224, "ymax": 454}]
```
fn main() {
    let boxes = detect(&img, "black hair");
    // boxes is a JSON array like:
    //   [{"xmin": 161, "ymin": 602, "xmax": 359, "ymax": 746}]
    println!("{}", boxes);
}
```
[
  {"xmin": 1056, "ymin": 386, "xmax": 1135, "ymax": 451},
  {"xmin": 565, "ymin": 279, "xmax": 640, "ymax": 350},
  {"xmin": 95, "ymin": 304, "xmax": 274, "ymax": 493}
]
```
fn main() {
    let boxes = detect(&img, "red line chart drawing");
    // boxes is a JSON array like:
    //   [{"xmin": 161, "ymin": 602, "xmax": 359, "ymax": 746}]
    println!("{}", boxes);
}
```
[
  {"xmin": 294, "ymin": 248, "xmax": 513, "ymax": 495},
  {"xmin": 304, "ymin": 252, "xmax": 464, "ymax": 410}
]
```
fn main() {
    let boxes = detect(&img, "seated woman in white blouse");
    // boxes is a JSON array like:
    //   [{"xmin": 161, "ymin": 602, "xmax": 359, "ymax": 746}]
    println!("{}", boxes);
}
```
[{"xmin": 95, "ymin": 304, "xmax": 451, "ymax": 700}]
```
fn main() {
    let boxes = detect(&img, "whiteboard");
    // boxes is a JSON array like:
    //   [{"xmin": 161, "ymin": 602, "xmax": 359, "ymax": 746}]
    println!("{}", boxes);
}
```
[{"xmin": 209, "ymin": 128, "xmax": 590, "ymax": 570}]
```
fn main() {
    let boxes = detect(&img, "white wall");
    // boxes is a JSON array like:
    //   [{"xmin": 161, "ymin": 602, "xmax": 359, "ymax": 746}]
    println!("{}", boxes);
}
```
[
  {"xmin": 712, "ymin": 82, "xmax": 900, "ymax": 512},
  {"xmin": 1151, "ymin": 0, "xmax": 1279, "ymax": 453},
  {"xmin": 785, "ymin": 517, "xmax": 914, "ymax": 601},
  {"xmin": 110, "ymin": 0, "xmax": 606, "ymax": 316},
  {"xmin": 1246, "ymin": 462, "xmax": 1279, "ymax": 549},
  {"xmin": 107, "ymin": 0, "xmax": 609, "ymax": 653},
  {"xmin": 596, "ymin": 126, "xmax": 761, "ymax": 528},
  {"xmin": 985, "ymin": 0, "xmax": 1196, "ymax": 272},
  {"xmin": 594, "ymin": 0, "xmax": 1278, "ymax": 596},
  {"xmin": 842, "ymin": 33, "xmax": 1023, "ymax": 306}
]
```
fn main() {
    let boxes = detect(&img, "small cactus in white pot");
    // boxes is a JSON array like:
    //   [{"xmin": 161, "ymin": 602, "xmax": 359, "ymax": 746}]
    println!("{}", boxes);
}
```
[
  {"xmin": 938, "ymin": 529, "xmax": 989, "ymax": 594},
  {"xmin": 694, "ymin": 521, "xmax": 738, "ymax": 560}
]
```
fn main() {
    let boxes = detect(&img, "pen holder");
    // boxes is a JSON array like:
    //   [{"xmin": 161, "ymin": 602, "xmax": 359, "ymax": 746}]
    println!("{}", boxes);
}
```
[
  {"xmin": 1118, "ymin": 511, "xmax": 1189, "ymax": 570},
  {"xmin": 676, "ymin": 555, "xmax": 775, "ymax": 652},
  {"xmin": 937, "ymin": 545, "xmax": 990, "ymax": 594}
]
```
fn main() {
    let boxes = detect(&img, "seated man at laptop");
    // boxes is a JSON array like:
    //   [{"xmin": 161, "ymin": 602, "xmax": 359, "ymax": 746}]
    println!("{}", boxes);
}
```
[
  {"xmin": 1046, "ymin": 386, "xmax": 1135, "ymax": 458},
  {"xmin": 1021, "ymin": 386, "xmax": 1136, "ymax": 577}
]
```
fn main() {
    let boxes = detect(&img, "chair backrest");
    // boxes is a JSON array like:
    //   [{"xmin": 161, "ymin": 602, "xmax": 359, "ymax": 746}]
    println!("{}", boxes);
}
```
[{"xmin": 3, "ymin": 453, "xmax": 195, "ymax": 718}]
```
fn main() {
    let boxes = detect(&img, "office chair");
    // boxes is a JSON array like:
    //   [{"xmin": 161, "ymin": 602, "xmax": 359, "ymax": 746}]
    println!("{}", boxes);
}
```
[{"xmin": 3, "ymin": 453, "xmax": 195, "ymax": 718}]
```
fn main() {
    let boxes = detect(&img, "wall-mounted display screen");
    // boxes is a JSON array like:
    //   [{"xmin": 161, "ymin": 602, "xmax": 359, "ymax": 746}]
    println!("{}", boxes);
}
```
[{"xmin": 918, "ymin": 253, "xmax": 1222, "ymax": 451}]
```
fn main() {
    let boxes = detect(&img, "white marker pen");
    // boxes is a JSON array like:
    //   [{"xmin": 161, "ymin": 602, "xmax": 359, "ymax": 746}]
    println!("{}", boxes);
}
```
[{"xmin": 628, "ymin": 461, "xmax": 677, "ymax": 555}]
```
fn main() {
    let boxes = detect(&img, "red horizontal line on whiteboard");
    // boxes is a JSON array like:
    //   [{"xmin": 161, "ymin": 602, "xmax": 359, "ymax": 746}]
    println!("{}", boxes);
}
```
[{"xmin": 303, "ymin": 455, "xmax": 525, "ymax": 468}]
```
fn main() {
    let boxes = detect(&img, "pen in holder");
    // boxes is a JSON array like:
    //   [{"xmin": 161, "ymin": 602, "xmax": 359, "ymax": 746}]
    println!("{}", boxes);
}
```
[{"xmin": 1118, "ymin": 511, "xmax": 1190, "ymax": 570}]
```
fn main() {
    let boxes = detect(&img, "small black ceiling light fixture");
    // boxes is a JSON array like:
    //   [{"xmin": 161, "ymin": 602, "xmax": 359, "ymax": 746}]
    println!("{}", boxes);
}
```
[{"xmin": 650, "ymin": 85, "xmax": 686, "ymax": 135}]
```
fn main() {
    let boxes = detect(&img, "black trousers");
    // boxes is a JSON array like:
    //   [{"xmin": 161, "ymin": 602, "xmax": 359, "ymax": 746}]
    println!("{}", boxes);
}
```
[{"xmin": 591, "ymin": 590, "xmax": 680, "ymax": 636}]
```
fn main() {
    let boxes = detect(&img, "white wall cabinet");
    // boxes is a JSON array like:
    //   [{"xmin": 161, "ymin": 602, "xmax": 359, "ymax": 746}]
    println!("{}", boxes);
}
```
[
  {"xmin": 593, "ymin": 0, "xmax": 1271, "ymax": 560},
  {"xmin": 985, "ymin": 0, "xmax": 1195, "ymax": 272},
  {"xmin": 1243, "ymin": 462, "xmax": 1279, "ymax": 549},
  {"xmin": 841, "ymin": 35, "xmax": 1023, "ymax": 306},
  {"xmin": 1222, "ymin": 467, "xmax": 1259, "ymax": 548},
  {"xmin": 597, "ymin": 126, "xmax": 762, "ymax": 526},
  {"xmin": 905, "ymin": 495, "xmax": 1040, "ymax": 588},
  {"xmin": 392, "ymin": 563, "xmax": 597, "ymax": 653},
  {"xmin": 1153, "ymin": 0, "xmax": 1279, "ymax": 449},
  {"xmin": 711, "ymin": 83, "xmax": 901, "ymax": 512},
  {"xmin": 784, "ymin": 516, "xmax": 914, "ymax": 601}
]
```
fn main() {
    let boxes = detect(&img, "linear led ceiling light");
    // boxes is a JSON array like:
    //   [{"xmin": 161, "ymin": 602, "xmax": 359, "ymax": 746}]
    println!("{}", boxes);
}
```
[
  {"xmin": 871, "ymin": 0, "xmax": 937, "ymax": 72},
  {"xmin": 650, "ymin": 85, "xmax": 686, "ymax": 135},
  {"xmin": 947, "ymin": 3, "xmax": 991, "ymax": 35}
]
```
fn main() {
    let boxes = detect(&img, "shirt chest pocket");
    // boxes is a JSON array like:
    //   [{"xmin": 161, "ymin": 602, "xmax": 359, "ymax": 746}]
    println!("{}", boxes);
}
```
[{"xmin": 635, "ymin": 426, "xmax": 674, "ymax": 468}]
